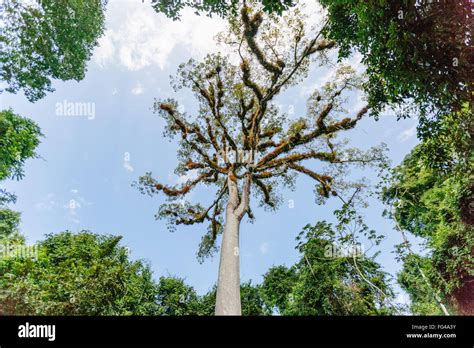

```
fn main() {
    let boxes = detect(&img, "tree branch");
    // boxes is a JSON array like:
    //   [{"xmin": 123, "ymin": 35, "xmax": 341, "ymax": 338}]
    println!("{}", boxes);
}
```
[
  {"xmin": 256, "ymin": 105, "xmax": 368, "ymax": 167},
  {"xmin": 252, "ymin": 176, "xmax": 275, "ymax": 207},
  {"xmin": 258, "ymin": 150, "xmax": 336, "ymax": 171},
  {"xmin": 235, "ymin": 172, "xmax": 252, "ymax": 218},
  {"xmin": 152, "ymin": 171, "xmax": 214, "ymax": 197}
]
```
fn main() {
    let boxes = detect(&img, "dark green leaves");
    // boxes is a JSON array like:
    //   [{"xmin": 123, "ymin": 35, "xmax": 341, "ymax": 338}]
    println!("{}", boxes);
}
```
[
  {"xmin": 0, "ymin": 109, "xmax": 42, "ymax": 182},
  {"xmin": 151, "ymin": 0, "xmax": 296, "ymax": 20},
  {"xmin": 262, "ymin": 221, "xmax": 396, "ymax": 315},
  {"xmin": 382, "ymin": 111, "xmax": 473, "ymax": 313},
  {"xmin": 0, "ymin": 0, "xmax": 107, "ymax": 101},
  {"xmin": 0, "ymin": 231, "xmax": 161, "ymax": 315},
  {"xmin": 319, "ymin": 0, "xmax": 473, "ymax": 121}
]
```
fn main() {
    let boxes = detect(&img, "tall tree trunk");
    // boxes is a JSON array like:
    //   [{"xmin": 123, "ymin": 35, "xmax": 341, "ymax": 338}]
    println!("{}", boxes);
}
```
[
  {"xmin": 215, "ymin": 173, "xmax": 251, "ymax": 315},
  {"xmin": 215, "ymin": 205, "xmax": 242, "ymax": 315}
]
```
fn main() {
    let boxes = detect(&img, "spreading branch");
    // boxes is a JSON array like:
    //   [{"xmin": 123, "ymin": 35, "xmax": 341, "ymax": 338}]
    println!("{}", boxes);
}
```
[{"xmin": 138, "ymin": 3, "xmax": 380, "ymax": 260}]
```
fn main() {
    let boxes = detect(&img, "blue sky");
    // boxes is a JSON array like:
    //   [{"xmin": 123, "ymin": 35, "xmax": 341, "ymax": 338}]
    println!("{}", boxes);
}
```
[{"xmin": 1, "ymin": 0, "xmax": 420, "ymax": 302}]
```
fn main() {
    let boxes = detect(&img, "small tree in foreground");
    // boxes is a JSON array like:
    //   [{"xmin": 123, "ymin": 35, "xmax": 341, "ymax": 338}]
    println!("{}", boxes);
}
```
[
  {"xmin": 0, "ymin": 231, "xmax": 160, "ymax": 315},
  {"xmin": 262, "ymin": 221, "xmax": 396, "ymax": 315},
  {"xmin": 138, "ymin": 3, "xmax": 384, "ymax": 315}
]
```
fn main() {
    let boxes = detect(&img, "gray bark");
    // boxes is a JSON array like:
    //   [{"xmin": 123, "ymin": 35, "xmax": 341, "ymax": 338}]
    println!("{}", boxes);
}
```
[
  {"xmin": 215, "ymin": 174, "xmax": 251, "ymax": 315},
  {"xmin": 215, "ymin": 206, "xmax": 241, "ymax": 315}
]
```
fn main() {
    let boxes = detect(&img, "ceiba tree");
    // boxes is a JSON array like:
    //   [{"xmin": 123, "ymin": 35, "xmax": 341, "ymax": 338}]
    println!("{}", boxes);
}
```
[{"xmin": 138, "ymin": 3, "xmax": 381, "ymax": 315}]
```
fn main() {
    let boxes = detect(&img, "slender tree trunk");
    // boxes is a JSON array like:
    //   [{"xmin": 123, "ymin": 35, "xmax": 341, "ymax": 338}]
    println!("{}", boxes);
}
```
[{"xmin": 215, "ymin": 205, "xmax": 242, "ymax": 315}]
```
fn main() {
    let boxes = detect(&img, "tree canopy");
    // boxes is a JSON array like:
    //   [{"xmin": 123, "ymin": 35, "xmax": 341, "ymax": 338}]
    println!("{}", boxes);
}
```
[
  {"xmin": 316, "ymin": 0, "xmax": 473, "ymax": 314},
  {"xmin": 0, "ymin": 109, "xmax": 42, "ymax": 183},
  {"xmin": 0, "ymin": 207, "xmax": 22, "ymax": 241},
  {"xmin": 0, "ymin": 231, "xmax": 161, "ymax": 315},
  {"xmin": 151, "ymin": 0, "xmax": 296, "ymax": 20},
  {"xmin": 0, "ymin": 223, "xmax": 397, "ymax": 315},
  {"xmin": 397, "ymin": 254, "xmax": 446, "ymax": 315},
  {"xmin": 0, "ymin": 0, "xmax": 107, "ymax": 102},
  {"xmin": 155, "ymin": 276, "xmax": 207, "ymax": 315},
  {"xmin": 319, "ymin": 0, "xmax": 473, "ymax": 120},
  {"xmin": 383, "ymin": 107, "xmax": 473, "ymax": 314},
  {"xmin": 137, "ymin": 3, "xmax": 384, "ymax": 261},
  {"xmin": 260, "ymin": 200, "xmax": 397, "ymax": 315},
  {"xmin": 0, "ymin": 109, "xmax": 42, "ymax": 237}
]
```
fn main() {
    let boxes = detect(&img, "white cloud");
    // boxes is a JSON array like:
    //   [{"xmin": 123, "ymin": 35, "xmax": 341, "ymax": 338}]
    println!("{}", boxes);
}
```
[
  {"xmin": 94, "ymin": 29, "xmax": 116, "ymax": 68},
  {"xmin": 259, "ymin": 242, "xmax": 269, "ymax": 255},
  {"xmin": 131, "ymin": 82, "xmax": 144, "ymax": 95},
  {"xmin": 300, "ymin": 0, "xmax": 326, "ymax": 29},
  {"xmin": 71, "ymin": 189, "xmax": 79, "ymax": 194},
  {"xmin": 93, "ymin": 1, "xmax": 227, "ymax": 71}
]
